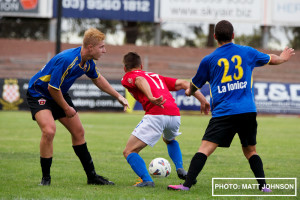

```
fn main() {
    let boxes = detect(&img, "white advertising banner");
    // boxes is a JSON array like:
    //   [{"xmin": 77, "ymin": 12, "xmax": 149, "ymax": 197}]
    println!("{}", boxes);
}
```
[
  {"xmin": 159, "ymin": 0, "xmax": 263, "ymax": 23},
  {"xmin": 271, "ymin": 0, "xmax": 300, "ymax": 26},
  {"xmin": 0, "ymin": 0, "xmax": 52, "ymax": 18}
]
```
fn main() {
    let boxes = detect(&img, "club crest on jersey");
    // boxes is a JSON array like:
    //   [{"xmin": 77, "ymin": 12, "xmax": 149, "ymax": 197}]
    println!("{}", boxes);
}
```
[
  {"xmin": 0, "ymin": 79, "xmax": 24, "ymax": 110},
  {"xmin": 38, "ymin": 98, "xmax": 46, "ymax": 105},
  {"xmin": 128, "ymin": 78, "xmax": 133, "ymax": 84},
  {"xmin": 83, "ymin": 64, "xmax": 87, "ymax": 72}
]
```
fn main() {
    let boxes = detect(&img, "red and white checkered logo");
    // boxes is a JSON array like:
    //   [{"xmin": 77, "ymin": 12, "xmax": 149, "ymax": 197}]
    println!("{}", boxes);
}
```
[{"xmin": 3, "ymin": 84, "xmax": 20, "ymax": 103}]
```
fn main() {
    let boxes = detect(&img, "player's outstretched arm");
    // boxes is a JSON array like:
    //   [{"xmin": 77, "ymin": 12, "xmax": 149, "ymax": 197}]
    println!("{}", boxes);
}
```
[
  {"xmin": 92, "ymin": 75, "xmax": 129, "ymax": 111},
  {"xmin": 175, "ymin": 80, "xmax": 210, "ymax": 115},
  {"xmin": 135, "ymin": 76, "xmax": 166, "ymax": 108},
  {"xmin": 269, "ymin": 47, "xmax": 295, "ymax": 65}
]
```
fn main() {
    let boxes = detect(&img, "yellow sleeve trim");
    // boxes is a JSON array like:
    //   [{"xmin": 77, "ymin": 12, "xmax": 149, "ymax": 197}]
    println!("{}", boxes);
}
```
[
  {"xmin": 191, "ymin": 81, "xmax": 200, "ymax": 90},
  {"xmin": 266, "ymin": 54, "xmax": 271, "ymax": 65},
  {"xmin": 48, "ymin": 84, "xmax": 60, "ymax": 90},
  {"xmin": 91, "ymin": 73, "xmax": 101, "ymax": 80}
]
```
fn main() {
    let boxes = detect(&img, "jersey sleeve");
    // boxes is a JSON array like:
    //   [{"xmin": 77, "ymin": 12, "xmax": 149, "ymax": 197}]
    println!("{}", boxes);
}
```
[
  {"xmin": 249, "ymin": 47, "xmax": 271, "ymax": 68},
  {"xmin": 191, "ymin": 57, "xmax": 210, "ymax": 89},
  {"xmin": 49, "ymin": 57, "xmax": 68, "ymax": 90},
  {"xmin": 163, "ymin": 76, "xmax": 177, "ymax": 91},
  {"xmin": 121, "ymin": 73, "xmax": 138, "ymax": 89},
  {"xmin": 86, "ymin": 60, "xmax": 100, "ymax": 79}
]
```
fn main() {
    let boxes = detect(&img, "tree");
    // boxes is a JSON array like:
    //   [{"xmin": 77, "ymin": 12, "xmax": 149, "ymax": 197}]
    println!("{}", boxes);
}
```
[
  {"xmin": 185, "ymin": 25, "xmax": 210, "ymax": 48},
  {"xmin": 0, "ymin": 17, "xmax": 49, "ymax": 40},
  {"xmin": 286, "ymin": 27, "xmax": 300, "ymax": 50},
  {"xmin": 234, "ymin": 28, "xmax": 262, "ymax": 48}
]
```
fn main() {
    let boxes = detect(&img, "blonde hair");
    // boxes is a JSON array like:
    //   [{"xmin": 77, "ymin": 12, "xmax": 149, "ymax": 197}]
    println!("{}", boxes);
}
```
[{"xmin": 83, "ymin": 28, "xmax": 105, "ymax": 48}]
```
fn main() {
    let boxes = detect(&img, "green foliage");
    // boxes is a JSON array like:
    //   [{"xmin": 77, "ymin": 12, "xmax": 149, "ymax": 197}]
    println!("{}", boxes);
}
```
[
  {"xmin": 0, "ymin": 111, "xmax": 299, "ymax": 199},
  {"xmin": 289, "ymin": 27, "xmax": 300, "ymax": 50},
  {"xmin": 0, "ymin": 17, "xmax": 49, "ymax": 40},
  {"xmin": 183, "ymin": 25, "xmax": 208, "ymax": 47},
  {"xmin": 234, "ymin": 29, "xmax": 262, "ymax": 48},
  {"xmin": 62, "ymin": 18, "xmax": 120, "ymax": 41}
]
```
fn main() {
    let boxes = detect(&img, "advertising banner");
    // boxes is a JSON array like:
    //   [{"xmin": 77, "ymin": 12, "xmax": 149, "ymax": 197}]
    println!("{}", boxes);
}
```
[
  {"xmin": 254, "ymin": 82, "xmax": 300, "ymax": 114},
  {"xmin": 1, "ymin": 79, "xmax": 299, "ymax": 114},
  {"xmin": 128, "ymin": 82, "xmax": 300, "ymax": 115},
  {"xmin": 0, "ymin": 0, "xmax": 52, "ymax": 18},
  {"xmin": 68, "ymin": 80, "xmax": 125, "ymax": 111},
  {"xmin": 53, "ymin": 0, "xmax": 155, "ymax": 22},
  {"xmin": 158, "ymin": 0, "xmax": 263, "ymax": 23},
  {"xmin": 271, "ymin": 0, "xmax": 300, "ymax": 26},
  {"xmin": 157, "ymin": 0, "xmax": 300, "ymax": 26},
  {"xmin": 0, "ymin": 78, "xmax": 125, "ymax": 111}
]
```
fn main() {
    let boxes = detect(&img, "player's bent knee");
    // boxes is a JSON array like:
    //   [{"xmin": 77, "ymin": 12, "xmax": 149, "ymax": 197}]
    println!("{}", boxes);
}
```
[
  {"xmin": 76, "ymin": 129, "xmax": 85, "ymax": 139},
  {"xmin": 71, "ymin": 128, "xmax": 85, "ymax": 140},
  {"xmin": 123, "ymin": 148, "xmax": 139, "ymax": 159},
  {"xmin": 243, "ymin": 149, "xmax": 257, "ymax": 160},
  {"xmin": 123, "ymin": 149, "xmax": 130, "ymax": 159},
  {"xmin": 41, "ymin": 127, "xmax": 56, "ymax": 141},
  {"xmin": 163, "ymin": 139, "xmax": 172, "ymax": 144}
]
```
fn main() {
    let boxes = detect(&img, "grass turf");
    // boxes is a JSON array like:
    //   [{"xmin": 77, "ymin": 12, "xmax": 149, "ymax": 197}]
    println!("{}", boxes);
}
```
[{"xmin": 0, "ymin": 111, "xmax": 299, "ymax": 199}]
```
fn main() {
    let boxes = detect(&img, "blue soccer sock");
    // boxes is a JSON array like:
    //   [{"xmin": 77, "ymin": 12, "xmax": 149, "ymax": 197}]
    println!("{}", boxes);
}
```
[
  {"xmin": 127, "ymin": 153, "xmax": 153, "ymax": 182},
  {"xmin": 167, "ymin": 140, "xmax": 183, "ymax": 170}
]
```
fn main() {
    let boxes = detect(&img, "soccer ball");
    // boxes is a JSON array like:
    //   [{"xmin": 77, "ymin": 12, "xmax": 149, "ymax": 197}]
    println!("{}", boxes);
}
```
[{"xmin": 149, "ymin": 158, "xmax": 171, "ymax": 178}]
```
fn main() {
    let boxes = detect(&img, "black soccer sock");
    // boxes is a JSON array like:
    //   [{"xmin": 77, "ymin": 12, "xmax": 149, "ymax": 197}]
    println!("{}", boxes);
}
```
[
  {"xmin": 40, "ymin": 157, "xmax": 52, "ymax": 178},
  {"xmin": 183, "ymin": 152, "xmax": 207, "ymax": 188},
  {"xmin": 249, "ymin": 154, "xmax": 267, "ymax": 190},
  {"xmin": 73, "ymin": 143, "xmax": 96, "ymax": 179}
]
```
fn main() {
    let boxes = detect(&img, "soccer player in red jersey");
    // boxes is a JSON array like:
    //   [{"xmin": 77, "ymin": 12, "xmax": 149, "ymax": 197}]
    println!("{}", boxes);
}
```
[{"xmin": 121, "ymin": 52, "xmax": 210, "ymax": 187}]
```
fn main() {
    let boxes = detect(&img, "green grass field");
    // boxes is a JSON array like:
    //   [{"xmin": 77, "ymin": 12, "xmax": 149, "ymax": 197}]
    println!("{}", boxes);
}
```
[{"xmin": 0, "ymin": 111, "xmax": 299, "ymax": 200}]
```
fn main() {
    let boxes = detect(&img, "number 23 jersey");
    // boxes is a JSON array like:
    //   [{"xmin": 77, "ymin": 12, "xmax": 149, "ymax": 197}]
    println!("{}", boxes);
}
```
[
  {"xmin": 122, "ymin": 70, "xmax": 180, "ymax": 116},
  {"xmin": 192, "ymin": 43, "xmax": 271, "ymax": 117}
]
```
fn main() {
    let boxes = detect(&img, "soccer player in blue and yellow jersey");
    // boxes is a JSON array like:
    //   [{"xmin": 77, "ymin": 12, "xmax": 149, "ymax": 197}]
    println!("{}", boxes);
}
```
[
  {"xmin": 168, "ymin": 20, "xmax": 295, "ymax": 192},
  {"xmin": 27, "ymin": 28, "xmax": 129, "ymax": 186}
]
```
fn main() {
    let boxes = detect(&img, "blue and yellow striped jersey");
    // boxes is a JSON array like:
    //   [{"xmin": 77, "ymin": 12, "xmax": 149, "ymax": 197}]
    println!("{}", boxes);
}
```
[
  {"xmin": 28, "ymin": 47, "xmax": 100, "ymax": 99},
  {"xmin": 192, "ymin": 43, "xmax": 270, "ymax": 117}
]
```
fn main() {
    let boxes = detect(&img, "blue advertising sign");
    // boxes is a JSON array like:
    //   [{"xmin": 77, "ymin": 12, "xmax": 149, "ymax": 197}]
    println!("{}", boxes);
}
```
[
  {"xmin": 254, "ymin": 82, "xmax": 300, "ymax": 114},
  {"xmin": 130, "ymin": 82, "xmax": 300, "ymax": 115},
  {"xmin": 132, "ymin": 84, "xmax": 211, "ymax": 112},
  {"xmin": 53, "ymin": 0, "xmax": 155, "ymax": 22}
]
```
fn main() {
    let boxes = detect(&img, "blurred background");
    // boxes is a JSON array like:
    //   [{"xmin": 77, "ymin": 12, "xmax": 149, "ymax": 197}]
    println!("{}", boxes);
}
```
[{"xmin": 0, "ymin": 0, "xmax": 299, "ymax": 114}]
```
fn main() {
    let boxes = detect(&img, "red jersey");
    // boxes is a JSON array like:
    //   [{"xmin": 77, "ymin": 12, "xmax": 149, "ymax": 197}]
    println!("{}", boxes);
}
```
[{"xmin": 122, "ymin": 70, "xmax": 180, "ymax": 116}]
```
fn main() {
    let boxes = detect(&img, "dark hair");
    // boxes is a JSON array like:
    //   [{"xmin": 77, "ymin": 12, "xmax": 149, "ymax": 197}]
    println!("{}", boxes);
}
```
[
  {"xmin": 123, "ymin": 52, "xmax": 142, "ymax": 70},
  {"xmin": 214, "ymin": 20, "xmax": 234, "ymax": 43}
]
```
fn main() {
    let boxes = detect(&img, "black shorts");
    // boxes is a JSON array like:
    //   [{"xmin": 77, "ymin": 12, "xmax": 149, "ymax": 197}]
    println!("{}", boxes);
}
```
[
  {"xmin": 203, "ymin": 112, "xmax": 257, "ymax": 148},
  {"xmin": 26, "ymin": 92, "xmax": 77, "ymax": 120}
]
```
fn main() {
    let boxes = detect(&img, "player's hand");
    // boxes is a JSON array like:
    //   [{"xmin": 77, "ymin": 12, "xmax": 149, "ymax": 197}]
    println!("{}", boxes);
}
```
[
  {"xmin": 280, "ymin": 47, "xmax": 295, "ymax": 61},
  {"xmin": 149, "ymin": 95, "xmax": 166, "ymax": 108},
  {"xmin": 64, "ymin": 106, "xmax": 77, "ymax": 118},
  {"xmin": 117, "ymin": 96, "xmax": 130, "ymax": 111},
  {"xmin": 185, "ymin": 88, "xmax": 192, "ymax": 96},
  {"xmin": 200, "ymin": 101, "xmax": 211, "ymax": 115}
]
